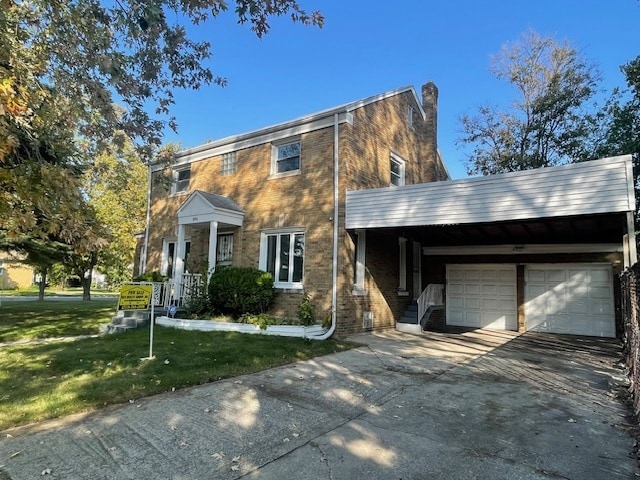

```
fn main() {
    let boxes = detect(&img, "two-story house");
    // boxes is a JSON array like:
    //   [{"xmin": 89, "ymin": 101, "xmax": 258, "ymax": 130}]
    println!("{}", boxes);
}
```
[
  {"xmin": 138, "ymin": 80, "xmax": 637, "ymax": 339},
  {"xmin": 138, "ymin": 82, "xmax": 449, "ymax": 336}
]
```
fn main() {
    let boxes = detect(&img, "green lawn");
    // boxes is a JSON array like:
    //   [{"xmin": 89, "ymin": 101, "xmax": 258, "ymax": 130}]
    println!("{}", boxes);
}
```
[
  {"xmin": 0, "ymin": 299, "xmax": 118, "ymax": 342},
  {"xmin": 0, "ymin": 301, "xmax": 355, "ymax": 430}
]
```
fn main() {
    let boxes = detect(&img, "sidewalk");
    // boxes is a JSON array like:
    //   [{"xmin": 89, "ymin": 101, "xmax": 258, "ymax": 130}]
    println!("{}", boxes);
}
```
[{"xmin": 0, "ymin": 330, "xmax": 636, "ymax": 479}]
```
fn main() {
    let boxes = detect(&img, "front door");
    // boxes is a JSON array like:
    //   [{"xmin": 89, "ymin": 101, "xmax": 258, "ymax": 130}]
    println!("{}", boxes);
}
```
[{"xmin": 413, "ymin": 242, "xmax": 422, "ymax": 300}]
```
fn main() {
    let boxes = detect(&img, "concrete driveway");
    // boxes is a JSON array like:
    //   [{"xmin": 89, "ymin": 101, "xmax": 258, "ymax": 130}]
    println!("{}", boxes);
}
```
[{"xmin": 0, "ymin": 329, "xmax": 637, "ymax": 479}]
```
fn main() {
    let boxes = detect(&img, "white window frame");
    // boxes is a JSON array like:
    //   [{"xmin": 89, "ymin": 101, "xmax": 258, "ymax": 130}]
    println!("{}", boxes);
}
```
[
  {"xmin": 171, "ymin": 166, "xmax": 191, "ymax": 195},
  {"xmin": 352, "ymin": 229, "xmax": 366, "ymax": 296},
  {"xmin": 398, "ymin": 237, "xmax": 409, "ymax": 296},
  {"xmin": 221, "ymin": 152, "xmax": 237, "ymax": 176},
  {"xmin": 390, "ymin": 153, "xmax": 405, "ymax": 187},
  {"xmin": 259, "ymin": 228, "xmax": 305, "ymax": 289},
  {"xmin": 161, "ymin": 237, "xmax": 191, "ymax": 277},
  {"xmin": 216, "ymin": 232, "xmax": 234, "ymax": 267},
  {"xmin": 271, "ymin": 140, "xmax": 301, "ymax": 177}
]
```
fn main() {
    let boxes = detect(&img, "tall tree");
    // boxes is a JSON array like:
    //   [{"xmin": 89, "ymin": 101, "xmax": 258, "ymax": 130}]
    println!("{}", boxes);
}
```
[
  {"xmin": 84, "ymin": 139, "xmax": 147, "ymax": 285},
  {"xmin": 1, "ymin": 0, "xmax": 323, "ymax": 241},
  {"xmin": 593, "ymin": 56, "xmax": 640, "ymax": 159},
  {"xmin": 458, "ymin": 30, "xmax": 601, "ymax": 175}
]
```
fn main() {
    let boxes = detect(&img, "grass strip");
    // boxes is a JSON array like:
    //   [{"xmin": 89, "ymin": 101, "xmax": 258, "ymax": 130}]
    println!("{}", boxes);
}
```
[
  {"xmin": 0, "ymin": 326, "xmax": 355, "ymax": 430},
  {"xmin": 0, "ymin": 299, "xmax": 118, "ymax": 342}
]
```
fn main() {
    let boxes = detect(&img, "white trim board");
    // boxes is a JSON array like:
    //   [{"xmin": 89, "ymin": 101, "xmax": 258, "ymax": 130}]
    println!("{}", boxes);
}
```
[{"xmin": 423, "ymin": 244, "xmax": 623, "ymax": 256}]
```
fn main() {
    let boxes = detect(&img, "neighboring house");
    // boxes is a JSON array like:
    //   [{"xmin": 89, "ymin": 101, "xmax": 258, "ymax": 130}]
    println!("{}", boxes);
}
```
[
  {"xmin": 138, "ymin": 80, "xmax": 636, "ymax": 338},
  {"xmin": 138, "ymin": 82, "xmax": 447, "ymax": 336},
  {"xmin": 0, "ymin": 253, "xmax": 35, "ymax": 289}
]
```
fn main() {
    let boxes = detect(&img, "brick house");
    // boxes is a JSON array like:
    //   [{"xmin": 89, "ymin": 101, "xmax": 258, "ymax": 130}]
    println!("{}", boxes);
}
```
[{"xmin": 138, "ymin": 82, "xmax": 449, "ymax": 336}]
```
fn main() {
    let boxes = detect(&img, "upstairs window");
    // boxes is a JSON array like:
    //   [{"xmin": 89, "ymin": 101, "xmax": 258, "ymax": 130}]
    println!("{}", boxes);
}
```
[
  {"xmin": 272, "ymin": 140, "xmax": 301, "ymax": 176},
  {"xmin": 172, "ymin": 166, "xmax": 191, "ymax": 194},
  {"xmin": 407, "ymin": 106, "xmax": 415, "ymax": 130},
  {"xmin": 221, "ymin": 152, "xmax": 237, "ymax": 176},
  {"xmin": 390, "ymin": 153, "xmax": 405, "ymax": 187},
  {"xmin": 260, "ymin": 230, "xmax": 305, "ymax": 289}
]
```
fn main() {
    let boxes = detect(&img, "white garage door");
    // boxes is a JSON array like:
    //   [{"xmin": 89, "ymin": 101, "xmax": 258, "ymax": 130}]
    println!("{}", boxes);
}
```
[
  {"xmin": 524, "ymin": 264, "xmax": 615, "ymax": 338},
  {"xmin": 446, "ymin": 265, "xmax": 517, "ymax": 330}
]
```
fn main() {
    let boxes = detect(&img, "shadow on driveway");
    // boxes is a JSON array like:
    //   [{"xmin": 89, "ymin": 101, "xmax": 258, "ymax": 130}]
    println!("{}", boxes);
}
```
[{"xmin": 0, "ymin": 329, "xmax": 636, "ymax": 479}]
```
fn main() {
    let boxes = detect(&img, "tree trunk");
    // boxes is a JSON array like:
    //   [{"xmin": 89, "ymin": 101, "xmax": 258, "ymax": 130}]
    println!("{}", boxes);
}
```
[
  {"xmin": 38, "ymin": 269, "xmax": 47, "ymax": 301},
  {"xmin": 81, "ymin": 272, "xmax": 92, "ymax": 301}
]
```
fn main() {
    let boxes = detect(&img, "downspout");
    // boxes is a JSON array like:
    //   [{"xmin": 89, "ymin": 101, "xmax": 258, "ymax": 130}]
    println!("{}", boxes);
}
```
[
  {"xmin": 142, "ymin": 162, "xmax": 152, "ymax": 274},
  {"xmin": 308, "ymin": 113, "xmax": 340, "ymax": 340}
]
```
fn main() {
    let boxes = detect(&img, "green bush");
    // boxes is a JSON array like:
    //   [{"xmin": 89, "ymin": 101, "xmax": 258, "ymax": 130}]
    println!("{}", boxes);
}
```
[
  {"xmin": 297, "ymin": 292, "xmax": 315, "ymax": 326},
  {"xmin": 133, "ymin": 271, "xmax": 166, "ymax": 282},
  {"xmin": 208, "ymin": 267, "xmax": 275, "ymax": 318}
]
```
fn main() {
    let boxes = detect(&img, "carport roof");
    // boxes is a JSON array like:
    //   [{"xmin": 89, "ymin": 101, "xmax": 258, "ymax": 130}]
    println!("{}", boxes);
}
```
[{"xmin": 345, "ymin": 155, "xmax": 635, "ymax": 234}]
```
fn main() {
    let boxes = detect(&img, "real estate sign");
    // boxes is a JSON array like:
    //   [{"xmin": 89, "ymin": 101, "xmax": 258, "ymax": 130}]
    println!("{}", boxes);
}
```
[{"xmin": 118, "ymin": 284, "xmax": 153, "ymax": 311}]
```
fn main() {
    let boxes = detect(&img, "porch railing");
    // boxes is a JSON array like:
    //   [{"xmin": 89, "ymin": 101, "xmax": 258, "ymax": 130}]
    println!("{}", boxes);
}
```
[
  {"xmin": 156, "ymin": 273, "xmax": 204, "ymax": 308},
  {"xmin": 417, "ymin": 283, "xmax": 444, "ymax": 324}
]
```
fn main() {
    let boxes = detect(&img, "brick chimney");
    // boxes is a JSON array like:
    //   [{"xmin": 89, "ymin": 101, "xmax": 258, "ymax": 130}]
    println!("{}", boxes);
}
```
[
  {"xmin": 421, "ymin": 81, "xmax": 438, "ymax": 146},
  {"xmin": 421, "ymin": 81, "xmax": 441, "ymax": 180}
]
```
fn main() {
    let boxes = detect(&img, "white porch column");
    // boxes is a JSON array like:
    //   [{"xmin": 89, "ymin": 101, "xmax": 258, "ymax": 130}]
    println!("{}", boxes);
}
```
[
  {"xmin": 208, "ymin": 221, "xmax": 219, "ymax": 276},
  {"xmin": 625, "ymin": 212, "xmax": 637, "ymax": 268},
  {"xmin": 174, "ymin": 224, "xmax": 186, "ymax": 300}
]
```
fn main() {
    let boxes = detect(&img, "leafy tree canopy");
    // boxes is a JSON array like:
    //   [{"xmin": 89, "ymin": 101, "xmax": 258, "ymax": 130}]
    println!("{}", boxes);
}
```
[
  {"xmin": 0, "ymin": 0, "xmax": 323, "ymax": 240},
  {"xmin": 458, "ymin": 30, "xmax": 601, "ymax": 175}
]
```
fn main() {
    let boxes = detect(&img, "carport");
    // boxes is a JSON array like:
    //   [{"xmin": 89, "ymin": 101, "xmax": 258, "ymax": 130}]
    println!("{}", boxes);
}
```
[{"xmin": 345, "ymin": 155, "xmax": 637, "ymax": 338}]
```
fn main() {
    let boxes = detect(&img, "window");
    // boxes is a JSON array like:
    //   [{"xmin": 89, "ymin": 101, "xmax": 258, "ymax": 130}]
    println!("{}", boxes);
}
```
[
  {"xmin": 390, "ymin": 153, "xmax": 405, "ymax": 187},
  {"xmin": 272, "ymin": 141, "xmax": 301, "ymax": 175},
  {"xmin": 216, "ymin": 233, "xmax": 233, "ymax": 267},
  {"xmin": 260, "ymin": 230, "xmax": 304, "ymax": 288},
  {"xmin": 162, "ymin": 239, "xmax": 191, "ymax": 277},
  {"xmin": 352, "ymin": 230, "xmax": 366, "ymax": 295},
  {"xmin": 172, "ymin": 166, "xmax": 191, "ymax": 194},
  {"xmin": 398, "ymin": 237, "xmax": 408, "ymax": 295},
  {"xmin": 407, "ymin": 106, "xmax": 414, "ymax": 130},
  {"xmin": 221, "ymin": 152, "xmax": 236, "ymax": 176}
]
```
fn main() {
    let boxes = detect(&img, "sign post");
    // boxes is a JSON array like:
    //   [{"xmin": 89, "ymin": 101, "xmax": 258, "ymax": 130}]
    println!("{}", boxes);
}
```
[{"xmin": 118, "ymin": 283, "xmax": 155, "ymax": 359}]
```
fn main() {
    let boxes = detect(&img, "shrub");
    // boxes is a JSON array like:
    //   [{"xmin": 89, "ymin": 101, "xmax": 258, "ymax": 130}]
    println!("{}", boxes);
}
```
[
  {"xmin": 134, "ymin": 271, "xmax": 166, "ymax": 282},
  {"xmin": 297, "ymin": 292, "xmax": 315, "ymax": 326},
  {"xmin": 208, "ymin": 267, "xmax": 275, "ymax": 318}
]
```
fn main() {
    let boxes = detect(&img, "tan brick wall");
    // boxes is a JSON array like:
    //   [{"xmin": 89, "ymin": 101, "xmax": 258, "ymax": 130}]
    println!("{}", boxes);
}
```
[
  {"xmin": 333, "ymin": 88, "xmax": 443, "ymax": 336},
  {"xmin": 143, "ymin": 86, "xmax": 443, "ymax": 329},
  {"xmin": 146, "ymin": 129, "xmax": 336, "ymax": 321}
]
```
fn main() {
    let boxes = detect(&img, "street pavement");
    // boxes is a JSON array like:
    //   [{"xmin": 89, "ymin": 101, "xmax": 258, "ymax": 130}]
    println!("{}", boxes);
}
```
[{"xmin": 0, "ymin": 329, "xmax": 637, "ymax": 479}]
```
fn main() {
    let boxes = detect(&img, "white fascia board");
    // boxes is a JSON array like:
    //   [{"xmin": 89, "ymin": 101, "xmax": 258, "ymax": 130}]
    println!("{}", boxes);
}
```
[
  {"xmin": 178, "ymin": 208, "xmax": 244, "ymax": 227},
  {"xmin": 625, "ymin": 155, "xmax": 637, "ymax": 212},
  {"xmin": 422, "ymin": 243, "xmax": 623, "ymax": 256},
  {"xmin": 154, "ymin": 84, "xmax": 421, "ymax": 172},
  {"xmin": 154, "ymin": 112, "xmax": 353, "ymax": 172}
]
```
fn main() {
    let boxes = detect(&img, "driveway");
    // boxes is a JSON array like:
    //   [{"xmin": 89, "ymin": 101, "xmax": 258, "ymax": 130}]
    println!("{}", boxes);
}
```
[{"xmin": 0, "ymin": 330, "xmax": 637, "ymax": 479}]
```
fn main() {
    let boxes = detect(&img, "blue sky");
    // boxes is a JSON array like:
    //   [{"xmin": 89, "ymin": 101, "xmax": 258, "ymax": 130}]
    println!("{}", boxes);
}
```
[{"xmin": 162, "ymin": 0, "xmax": 640, "ymax": 179}]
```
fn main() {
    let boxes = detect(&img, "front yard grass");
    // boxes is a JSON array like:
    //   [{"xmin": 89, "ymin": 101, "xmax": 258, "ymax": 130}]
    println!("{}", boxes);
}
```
[
  {"xmin": 0, "ymin": 299, "xmax": 118, "ymax": 342},
  {"xmin": 0, "ymin": 306, "xmax": 355, "ymax": 430}
]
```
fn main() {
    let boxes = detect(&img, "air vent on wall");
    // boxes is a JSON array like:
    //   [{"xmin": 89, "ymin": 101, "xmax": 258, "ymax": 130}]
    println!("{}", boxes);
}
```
[{"xmin": 362, "ymin": 311, "xmax": 374, "ymax": 330}]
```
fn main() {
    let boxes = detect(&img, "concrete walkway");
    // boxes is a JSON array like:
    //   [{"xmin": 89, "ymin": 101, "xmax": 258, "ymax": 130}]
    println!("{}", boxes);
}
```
[{"xmin": 0, "ymin": 330, "xmax": 637, "ymax": 479}]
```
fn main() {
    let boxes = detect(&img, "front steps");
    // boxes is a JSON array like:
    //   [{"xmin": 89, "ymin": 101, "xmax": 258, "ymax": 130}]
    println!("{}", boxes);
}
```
[{"xmin": 396, "ymin": 302, "xmax": 445, "ymax": 334}]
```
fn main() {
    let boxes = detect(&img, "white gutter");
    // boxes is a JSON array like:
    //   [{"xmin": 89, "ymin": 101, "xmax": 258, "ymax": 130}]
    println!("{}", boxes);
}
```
[
  {"xmin": 308, "ymin": 113, "xmax": 340, "ymax": 340},
  {"xmin": 141, "ymin": 162, "xmax": 152, "ymax": 274}
]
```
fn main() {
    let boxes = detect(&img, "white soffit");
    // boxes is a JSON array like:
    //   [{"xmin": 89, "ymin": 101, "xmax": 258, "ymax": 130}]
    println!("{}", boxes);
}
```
[{"xmin": 345, "ymin": 155, "xmax": 635, "ymax": 229}]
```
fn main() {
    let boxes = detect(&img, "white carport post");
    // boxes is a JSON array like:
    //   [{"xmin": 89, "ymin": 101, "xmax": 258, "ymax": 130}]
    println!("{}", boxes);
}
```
[
  {"xmin": 174, "ymin": 224, "xmax": 186, "ymax": 302},
  {"xmin": 625, "ymin": 212, "xmax": 637, "ymax": 268},
  {"xmin": 208, "ymin": 221, "xmax": 218, "ymax": 276}
]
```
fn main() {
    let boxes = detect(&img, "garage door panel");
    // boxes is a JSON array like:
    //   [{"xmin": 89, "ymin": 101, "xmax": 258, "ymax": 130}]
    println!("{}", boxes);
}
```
[
  {"xmin": 447, "ymin": 265, "xmax": 517, "ymax": 331},
  {"xmin": 465, "ymin": 284, "xmax": 481, "ymax": 295},
  {"xmin": 466, "ymin": 298, "xmax": 481, "ymax": 309},
  {"xmin": 525, "ymin": 264, "xmax": 615, "ymax": 338}
]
